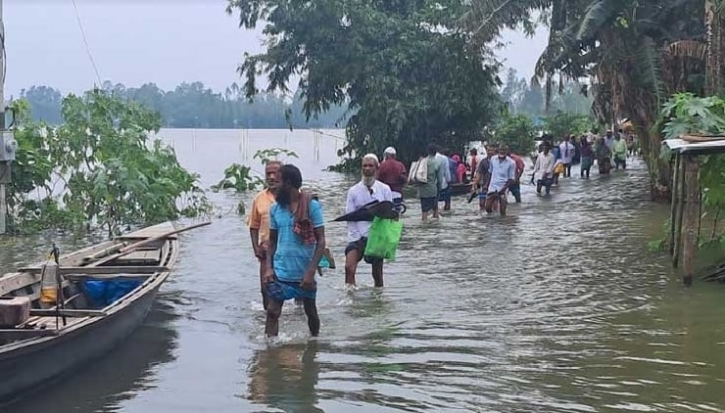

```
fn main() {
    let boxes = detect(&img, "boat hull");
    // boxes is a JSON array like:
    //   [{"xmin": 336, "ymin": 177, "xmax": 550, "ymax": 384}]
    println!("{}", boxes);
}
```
[
  {"xmin": 449, "ymin": 183, "xmax": 473, "ymax": 196},
  {"xmin": 0, "ymin": 283, "xmax": 161, "ymax": 405}
]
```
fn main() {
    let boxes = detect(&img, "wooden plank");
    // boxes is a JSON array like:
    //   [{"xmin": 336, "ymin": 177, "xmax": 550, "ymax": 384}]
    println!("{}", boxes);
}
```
[
  {"xmin": 29, "ymin": 309, "xmax": 106, "ymax": 317},
  {"xmin": 114, "ymin": 221, "xmax": 177, "ymax": 239},
  {"xmin": 17, "ymin": 266, "xmax": 169, "ymax": 275},
  {"xmin": 64, "ymin": 274, "xmax": 151, "ymax": 282},
  {"xmin": 0, "ymin": 272, "xmax": 40, "ymax": 297},
  {"xmin": 673, "ymin": 157, "xmax": 686, "ymax": 269},
  {"xmin": 0, "ymin": 328, "xmax": 58, "ymax": 339},
  {"xmin": 668, "ymin": 153, "xmax": 681, "ymax": 256},
  {"xmin": 681, "ymin": 154, "xmax": 700, "ymax": 286}
]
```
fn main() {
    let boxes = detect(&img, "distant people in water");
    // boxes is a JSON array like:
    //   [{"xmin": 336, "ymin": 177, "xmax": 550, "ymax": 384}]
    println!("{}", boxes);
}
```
[
  {"xmin": 533, "ymin": 142, "xmax": 556, "ymax": 195},
  {"xmin": 377, "ymin": 147, "xmax": 407, "ymax": 212},
  {"xmin": 507, "ymin": 149, "xmax": 525, "ymax": 203},
  {"xmin": 559, "ymin": 135, "xmax": 575, "ymax": 178},
  {"xmin": 417, "ymin": 144, "xmax": 443, "ymax": 222},
  {"xmin": 483, "ymin": 145, "xmax": 516, "ymax": 216},
  {"xmin": 579, "ymin": 136, "xmax": 593, "ymax": 179},
  {"xmin": 471, "ymin": 144, "xmax": 493, "ymax": 212},
  {"xmin": 613, "ymin": 133, "xmax": 628, "ymax": 170},
  {"xmin": 263, "ymin": 164, "xmax": 326, "ymax": 337}
]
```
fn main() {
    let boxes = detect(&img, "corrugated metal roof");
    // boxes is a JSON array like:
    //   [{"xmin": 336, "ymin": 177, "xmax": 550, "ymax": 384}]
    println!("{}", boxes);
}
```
[{"xmin": 662, "ymin": 138, "xmax": 725, "ymax": 154}]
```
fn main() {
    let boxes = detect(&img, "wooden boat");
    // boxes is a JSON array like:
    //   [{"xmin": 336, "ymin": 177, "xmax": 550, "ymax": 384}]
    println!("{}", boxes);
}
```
[
  {"xmin": 450, "ymin": 182, "xmax": 473, "ymax": 196},
  {"xmin": 0, "ymin": 221, "xmax": 204, "ymax": 405}
]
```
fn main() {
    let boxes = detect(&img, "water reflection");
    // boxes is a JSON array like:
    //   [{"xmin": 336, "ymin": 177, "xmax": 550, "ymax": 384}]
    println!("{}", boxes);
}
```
[
  {"xmin": 247, "ymin": 341, "xmax": 323, "ymax": 413},
  {"xmin": 9, "ymin": 298, "xmax": 179, "ymax": 413}
]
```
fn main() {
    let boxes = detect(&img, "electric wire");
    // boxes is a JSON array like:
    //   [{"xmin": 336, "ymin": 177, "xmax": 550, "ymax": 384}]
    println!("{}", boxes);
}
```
[{"xmin": 71, "ymin": 0, "xmax": 103, "ymax": 87}]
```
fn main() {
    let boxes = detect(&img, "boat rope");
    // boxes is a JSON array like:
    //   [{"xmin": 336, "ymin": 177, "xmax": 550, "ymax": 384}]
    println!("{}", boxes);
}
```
[{"xmin": 70, "ymin": 0, "xmax": 103, "ymax": 87}]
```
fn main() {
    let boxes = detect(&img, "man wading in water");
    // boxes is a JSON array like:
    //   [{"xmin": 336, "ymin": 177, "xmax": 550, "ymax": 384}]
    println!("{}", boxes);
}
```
[
  {"xmin": 471, "ymin": 144, "xmax": 493, "ymax": 212},
  {"xmin": 344, "ymin": 154, "xmax": 393, "ymax": 287},
  {"xmin": 377, "ymin": 147, "xmax": 407, "ymax": 212},
  {"xmin": 263, "ymin": 165, "xmax": 326, "ymax": 337},
  {"xmin": 248, "ymin": 161, "xmax": 282, "ymax": 310},
  {"xmin": 483, "ymin": 145, "xmax": 516, "ymax": 216}
]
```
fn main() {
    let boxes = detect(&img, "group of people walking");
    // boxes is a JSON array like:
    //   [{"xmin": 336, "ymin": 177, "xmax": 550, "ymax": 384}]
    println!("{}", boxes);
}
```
[
  {"xmin": 245, "ymin": 132, "xmax": 639, "ymax": 338},
  {"xmin": 246, "ymin": 153, "xmax": 403, "ymax": 338},
  {"xmin": 532, "ymin": 130, "xmax": 638, "ymax": 195}
]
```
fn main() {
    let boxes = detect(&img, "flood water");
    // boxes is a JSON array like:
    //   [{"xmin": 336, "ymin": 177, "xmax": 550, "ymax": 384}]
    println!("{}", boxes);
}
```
[{"xmin": 5, "ymin": 129, "xmax": 725, "ymax": 412}]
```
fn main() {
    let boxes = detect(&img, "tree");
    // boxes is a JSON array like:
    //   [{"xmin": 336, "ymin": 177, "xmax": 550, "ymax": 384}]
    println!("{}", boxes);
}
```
[
  {"xmin": 461, "ymin": 0, "xmax": 709, "ymax": 200},
  {"xmin": 20, "ymin": 86, "xmax": 63, "ymax": 124},
  {"xmin": 226, "ymin": 0, "xmax": 503, "ymax": 169},
  {"xmin": 17, "ymin": 82, "xmax": 349, "ymax": 129},
  {"xmin": 491, "ymin": 113, "xmax": 539, "ymax": 155},
  {"xmin": 8, "ymin": 90, "xmax": 212, "ymax": 236}
]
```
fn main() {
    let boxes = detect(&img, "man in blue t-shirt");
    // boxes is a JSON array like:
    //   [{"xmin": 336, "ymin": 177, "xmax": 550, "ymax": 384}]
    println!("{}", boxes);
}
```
[{"xmin": 264, "ymin": 164, "xmax": 326, "ymax": 337}]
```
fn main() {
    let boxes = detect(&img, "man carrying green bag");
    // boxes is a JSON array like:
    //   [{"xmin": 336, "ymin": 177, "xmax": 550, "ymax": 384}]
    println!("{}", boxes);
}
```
[
  {"xmin": 364, "ymin": 217, "xmax": 403, "ymax": 262},
  {"xmin": 344, "ymin": 154, "xmax": 395, "ymax": 287}
]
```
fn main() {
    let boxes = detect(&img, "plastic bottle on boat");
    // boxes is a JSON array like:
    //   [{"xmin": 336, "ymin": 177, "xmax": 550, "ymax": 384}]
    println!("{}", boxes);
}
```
[{"xmin": 39, "ymin": 263, "xmax": 59, "ymax": 308}]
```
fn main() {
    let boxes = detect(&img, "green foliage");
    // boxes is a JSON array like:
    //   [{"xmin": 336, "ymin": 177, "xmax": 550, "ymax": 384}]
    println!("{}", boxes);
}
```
[
  {"xmin": 661, "ymin": 92, "xmax": 725, "ymax": 246},
  {"xmin": 253, "ymin": 148, "xmax": 298, "ymax": 165},
  {"xmin": 226, "ymin": 0, "xmax": 503, "ymax": 170},
  {"xmin": 661, "ymin": 93, "xmax": 725, "ymax": 140},
  {"xmin": 501, "ymin": 68, "xmax": 593, "ymax": 118},
  {"xmin": 542, "ymin": 111, "xmax": 592, "ymax": 139},
  {"xmin": 21, "ymin": 81, "xmax": 349, "ymax": 129},
  {"xmin": 7, "ymin": 90, "xmax": 212, "ymax": 237},
  {"xmin": 211, "ymin": 148, "xmax": 298, "ymax": 193},
  {"xmin": 211, "ymin": 163, "xmax": 263, "ymax": 193},
  {"xmin": 491, "ymin": 113, "xmax": 539, "ymax": 155}
]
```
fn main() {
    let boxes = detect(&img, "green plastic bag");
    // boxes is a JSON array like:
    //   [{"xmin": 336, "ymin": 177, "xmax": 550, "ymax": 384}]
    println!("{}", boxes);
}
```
[{"xmin": 364, "ymin": 217, "xmax": 403, "ymax": 261}]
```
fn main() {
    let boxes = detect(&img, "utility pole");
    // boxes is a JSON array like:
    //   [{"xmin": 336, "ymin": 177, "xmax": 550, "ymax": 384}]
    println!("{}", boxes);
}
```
[
  {"xmin": 0, "ymin": 0, "xmax": 6, "ymax": 235},
  {"xmin": 0, "ymin": 0, "xmax": 17, "ymax": 236}
]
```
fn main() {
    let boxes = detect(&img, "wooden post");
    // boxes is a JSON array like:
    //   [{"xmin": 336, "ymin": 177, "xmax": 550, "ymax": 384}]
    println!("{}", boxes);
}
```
[
  {"xmin": 668, "ymin": 153, "xmax": 681, "ymax": 256},
  {"xmin": 673, "ymin": 156, "xmax": 685, "ymax": 268},
  {"xmin": 681, "ymin": 154, "xmax": 700, "ymax": 286}
]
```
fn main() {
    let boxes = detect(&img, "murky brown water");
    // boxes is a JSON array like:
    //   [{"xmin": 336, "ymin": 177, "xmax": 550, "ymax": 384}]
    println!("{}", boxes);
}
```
[{"xmin": 5, "ymin": 129, "xmax": 725, "ymax": 412}]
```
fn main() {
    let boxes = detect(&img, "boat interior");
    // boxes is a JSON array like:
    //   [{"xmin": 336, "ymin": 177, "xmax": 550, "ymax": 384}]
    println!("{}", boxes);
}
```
[{"xmin": 0, "ymin": 223, "xmax": 178, "ymax": 345}]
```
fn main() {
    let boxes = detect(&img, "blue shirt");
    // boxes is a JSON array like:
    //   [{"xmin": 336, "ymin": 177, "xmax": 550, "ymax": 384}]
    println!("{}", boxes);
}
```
[
  {"xmin": 269, "ymin": 200, "xmax": 324, "ymax": 282},
  {"xmin": 488, "ymin": 156, "xmax": 516, "ymax": 192},
  {"xmin": 447, "ymin": 158, "xmax": 458, "ymax": 184}
]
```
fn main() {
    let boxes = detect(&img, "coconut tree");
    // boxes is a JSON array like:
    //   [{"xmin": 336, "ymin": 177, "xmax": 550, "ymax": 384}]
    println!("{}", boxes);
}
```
[{"xmin": 461, "ymin": 0, "xmax": 708, "ymax": 199}]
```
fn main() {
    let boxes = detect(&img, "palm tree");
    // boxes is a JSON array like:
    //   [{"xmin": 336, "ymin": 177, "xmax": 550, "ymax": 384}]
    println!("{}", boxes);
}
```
[{"xmin": 461, "ymin": 0, "xmax": 708, "ymax": 199}]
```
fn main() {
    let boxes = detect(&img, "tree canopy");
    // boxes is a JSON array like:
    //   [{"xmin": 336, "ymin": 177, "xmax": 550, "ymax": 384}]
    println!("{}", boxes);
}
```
[
  {"xmin": 461, "ymin": 0, "xmax": 721, "ymax": 200},
  {"xmin": 226, "ymin": 0, "xmax": 504, "ymax": 168}
]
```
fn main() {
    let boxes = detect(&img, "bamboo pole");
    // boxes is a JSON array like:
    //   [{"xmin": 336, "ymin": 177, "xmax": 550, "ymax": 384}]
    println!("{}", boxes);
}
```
[
  {"xmin": 668, "ymin": 153, "xmax": 681, "ymax": 256},
  {"xmin": 681, "ymin": 154, "xmax": 701, "ymax": 286},
  {"xmin": 673, "ymin": 155, "xmax": 685, "ymax": 268}
]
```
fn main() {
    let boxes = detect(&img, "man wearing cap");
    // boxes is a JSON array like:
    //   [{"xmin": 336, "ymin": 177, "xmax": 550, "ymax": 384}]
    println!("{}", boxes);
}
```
[
  {"xmin": 345, "ymin": 154, "xmax": 393, "ymax": 287},
  {"xmin": 377, "ymin": 147, "xmax": 407, "ymax": 212}
]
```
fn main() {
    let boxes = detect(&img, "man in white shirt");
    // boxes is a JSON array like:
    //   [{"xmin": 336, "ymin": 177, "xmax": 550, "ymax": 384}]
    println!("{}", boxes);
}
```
[
  {"xmin": 533, "ymin": 142, "xmax": 556, "ymax": 195},
  {"xmin": 558, "ymin": 135, "xmax": 575, "ymax": 178},
  {"xmin": 344, "ymin": 154, "xmax": 394, "ymax": 287},
  {"xmin": 483, "ymin": 145, "xmax": 516, "ymax": 216}
]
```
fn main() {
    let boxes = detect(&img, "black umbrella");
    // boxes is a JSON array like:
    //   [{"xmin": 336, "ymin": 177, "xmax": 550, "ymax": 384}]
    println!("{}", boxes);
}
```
[{"xmin": 332, "ymin": 200, "xmax": 398, "ymax": 222}]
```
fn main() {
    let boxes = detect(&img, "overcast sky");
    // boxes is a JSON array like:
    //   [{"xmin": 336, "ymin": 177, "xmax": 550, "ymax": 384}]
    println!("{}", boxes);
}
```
[{"xmin": 3, "ymin": 0, "xmax": 548, "ymax": 98}]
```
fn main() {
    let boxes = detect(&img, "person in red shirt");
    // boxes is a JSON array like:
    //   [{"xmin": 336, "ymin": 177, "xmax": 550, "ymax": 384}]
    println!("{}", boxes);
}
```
[
  {"xmin": 452, "ymin": 155, "xmax": 467, "ymax": 183},
  {"xmin": 377, "ymin": 147, "xmax": 407, "ymax": 211},
  {"xmin": 507, "ymin": 149, "xmax": 526, "ymax": 203}
]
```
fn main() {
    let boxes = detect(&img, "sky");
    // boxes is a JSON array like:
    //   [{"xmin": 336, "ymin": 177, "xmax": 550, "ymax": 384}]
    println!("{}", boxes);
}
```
[{"xmin": 3, "ymin": 0, "xmax": 549, "ymax": 98}]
